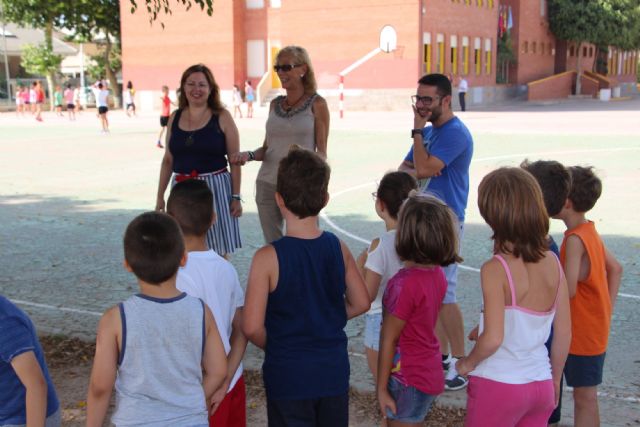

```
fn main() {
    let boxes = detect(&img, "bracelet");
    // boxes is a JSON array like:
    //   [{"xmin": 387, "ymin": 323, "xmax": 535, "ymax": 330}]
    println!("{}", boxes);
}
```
[
  {"xmin": 247, "ymin": 150, "xmax": 255, "ymax": 161},
  {"xmin": 231, "ymin": 194, "xmax": 242, "ymax": 201}
]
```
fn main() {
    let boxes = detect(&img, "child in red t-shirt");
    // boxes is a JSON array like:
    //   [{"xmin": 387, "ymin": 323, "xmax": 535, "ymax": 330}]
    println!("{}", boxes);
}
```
[
  {"xmin": 156, "ymin": 85, "xmax": 175, "ymax": 148},
  {"xmin": 377, "ymin": 193, "xmax": 462, "ymax": 425}
]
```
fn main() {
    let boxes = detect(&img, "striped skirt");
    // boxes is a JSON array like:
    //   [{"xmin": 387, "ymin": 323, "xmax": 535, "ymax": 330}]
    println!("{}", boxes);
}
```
[{"xmin": 171, "ymin": 170, "xmax": 242, "ymax": 255}]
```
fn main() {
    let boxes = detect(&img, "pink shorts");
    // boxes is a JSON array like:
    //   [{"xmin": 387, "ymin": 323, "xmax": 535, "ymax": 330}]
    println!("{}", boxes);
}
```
[{"xmin": 465, "ymin": 376, "xmax": 554, "ymax": 427}]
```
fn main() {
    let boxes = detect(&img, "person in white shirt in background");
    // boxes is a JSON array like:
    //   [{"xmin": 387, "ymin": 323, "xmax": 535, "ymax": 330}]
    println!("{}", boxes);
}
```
[
  {"xmin": 457, "ymin": 77, "xmax": 468, "ymax": 112},
  {"xmin": 96, "ymin": 83, "xmax": 110, "ymax": 133}
]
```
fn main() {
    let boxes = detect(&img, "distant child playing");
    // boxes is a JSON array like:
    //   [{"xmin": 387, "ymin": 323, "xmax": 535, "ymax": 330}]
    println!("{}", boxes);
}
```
[
  {"xmin": 96, "ymin": 82, "xmax": 109, "ymax": 133},
  {"xmin": 243, "ymin": 147, "xmax": 370, "ymax": 426},
  {"xmin": 157, "ymin": 85, "xmax": 174, "ymax": 148},
  {"xmin": 377, "ymin": 193, "xmax": 462, "ymax": 426},
  {"xmin": 356, "ymin": 171, "xmax": 417, "ymax": 391},
  {"xmin": 64, "ymin": 84, "xmax": 76, "ymax": 121},
  {"xmin": 457, "ymin": 167, "xmax": 571, "ymax": 426},
  {"xmin": 167, "ymin": 179, "xmax": 248, "ymax": 427},
  {"xmin": 86, "ymin": 212, "xmax": 228, "ymax": 427},
  {"xmin": 54, "ymin": 86, "xmax": 63, "ymax": 116},
  {"xmin": 0, "ymin": 296, "xmax": 61, "ymax": 427},
  {"xmin": 520, "ymin": 159, "xmax": 572, "ymax": 426},
  {"xmin": 556, "ymin": 166, "xmax": 622, "ymax": 427}
]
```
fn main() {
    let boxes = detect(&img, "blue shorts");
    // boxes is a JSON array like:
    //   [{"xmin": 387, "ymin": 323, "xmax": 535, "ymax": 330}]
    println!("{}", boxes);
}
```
[
  {"xmin": 385, "ymin": 376, "xmax": 437, "ymax": 423},
  {"xmin": 364, "ymin": 312, "xmax": 382, "ymax": 351},
  {"xmin": 564, "ymin": 353, "xmax": 606, "ymax": 388},
  {"xmin": 266, "ymin": 393, "xmax": 348, "ymax": 427}
]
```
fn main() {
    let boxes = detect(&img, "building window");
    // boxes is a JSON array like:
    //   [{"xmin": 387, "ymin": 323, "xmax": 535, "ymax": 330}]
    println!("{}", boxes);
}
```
[
  {"xmin": 477, "ymin": 0, "xmax": 483, "ymax": 6},
  {"xmin": 569, "ymin": 45, "xmax": 574, "ymax": 56},
  {"xmin": 423, "ymin": 33, "xmax": 432, "ymax": 73},
  {"xmin": 589, "ymin": 46, "xmax": 594, "ymax": 57},
  {"xmin": 583, "ymin": 46, "xmax": 588, "ymax": 57},
  {"xmin": 540, "ymin": 0, "xmax": 546, "ymax": 16},
  {"xmin": 437, "ymin": 34, "xmax": 445, "ymax": 73},
  {"xmin": 450, "ymin": 35, "xmax": 458, "ymax": 75},
  {"xmin": 247, "ymin": 40, "xmax": 266, "ymax": 76},
  {"xmin": 474, "ymin": 37, "xmax": 482, "ymax": 75},
  {"xmin": 532, "ymin": 42, "xmax": 537, "ymax": 54},
  {"xmin": 462, "ymin": 36, "xmax": 470, "ymax": 75},
  {"xmin": 523, "ymin": 41, "xmax": 528, "ymax": 54},
  {"xmin": 270, "ymin": 0, "xmax": 281, "ymax": 7},
  {"xmin": 607, "ymin": 50, "xmax": 613, "ymax": 75},
  {"xmin": 484, "ymin": 38, "xmax": 492, "ymax": 75},
  {"xmin": 548, "ymin": 43, "xmax": 553, "ymax": 55},
  {"xmin": 246, "ymin": 0, "xmax": 264, "ymax": 8},
  {"xmin": 541, "ymin": 43, "xmax": 545, "ymax": 55},
  {"xmin": 488, "ymin": 0, "xmax": 493, "ymax": 7}
]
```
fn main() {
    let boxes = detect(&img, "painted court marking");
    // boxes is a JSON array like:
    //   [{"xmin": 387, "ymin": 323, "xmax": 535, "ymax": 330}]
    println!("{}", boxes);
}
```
[{"xmin": 322, "ymin": 147, "xmax": 640, "ymax": 301}]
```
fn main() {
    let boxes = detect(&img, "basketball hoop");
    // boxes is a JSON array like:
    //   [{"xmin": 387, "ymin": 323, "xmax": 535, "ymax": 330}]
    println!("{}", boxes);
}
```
[{"xmin": 379, "ymin": 25, "xmax": 397, "ymax": 53}]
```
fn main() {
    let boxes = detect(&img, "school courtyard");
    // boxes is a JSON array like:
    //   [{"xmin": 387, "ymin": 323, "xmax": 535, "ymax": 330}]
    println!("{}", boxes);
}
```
[{"xmin": 0, "ymin": 98, "xmax": 639, "ymax": 426}]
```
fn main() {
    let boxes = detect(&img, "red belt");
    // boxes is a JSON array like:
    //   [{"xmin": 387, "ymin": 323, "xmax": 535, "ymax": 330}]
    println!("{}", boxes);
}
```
[{"xmin": 175, "ymin": 168, "xmax": 227, "ymax": 182}]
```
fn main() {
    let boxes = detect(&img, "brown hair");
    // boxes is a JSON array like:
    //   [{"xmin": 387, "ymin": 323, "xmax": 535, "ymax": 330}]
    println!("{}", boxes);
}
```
[
  {"xmin": 377, "ymin": 171, "xmax": 418, "ymax": 219},
  {"xmin": 395, "ymin": 193, "xmax": 463, "ymax": 266},
  {"xmin": 567, "ymin": 166, "xmax": 602, "ymax": 213},
  {"xmin": 178, "ymin": 64, "xmax": 224, "ymax": 112},
  {"xmin": 276, "ymin": 46, "xmax": 318, "ymax": 93},
  {"xmin": 520, "ymin": 159, "xmax": 571, "ymax": 217},
  {"xmin": 478, "ymin": 167, "xmax": 549, "ymax": 263},
  {"xmin": 277, "ymin": 146, "xmax": 330, "ymax": 218},
  {"xmin": 124, "ymin": 212, "xmax": 184, "ymax": 285},
  {"xmin": 167, "ymin": 179, "xmax": 215, "ymax": 237}
]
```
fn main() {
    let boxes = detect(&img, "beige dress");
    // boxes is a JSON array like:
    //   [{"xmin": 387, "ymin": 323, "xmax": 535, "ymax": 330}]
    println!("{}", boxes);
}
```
[{"xmin": 256, "ymin": 94, "xmax": 317, "ymax": 242}]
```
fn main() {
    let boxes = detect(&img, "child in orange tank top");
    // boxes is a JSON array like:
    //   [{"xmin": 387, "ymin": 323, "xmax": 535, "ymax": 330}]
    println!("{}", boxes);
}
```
[{"xmin": 555, "ymin": 166, "xmax": 622, "ymax": 427}]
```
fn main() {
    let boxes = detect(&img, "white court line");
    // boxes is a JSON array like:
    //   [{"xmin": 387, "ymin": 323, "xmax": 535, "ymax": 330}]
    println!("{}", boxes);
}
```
[
  {"xmin": 12, "ymin": 299, "xmax": 102, "ymax": 317},
  {"xmin": 323, "ymin": 145, "xmax": 640, "ymax": 301}
]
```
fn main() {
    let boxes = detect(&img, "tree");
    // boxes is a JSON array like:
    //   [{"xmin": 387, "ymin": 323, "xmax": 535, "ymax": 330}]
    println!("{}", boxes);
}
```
[
  {"xmin": 21, "ymin": 44, "xmax": 62, "ymax": 87},
  {"xmin": 549, "ymin": 0, "xmax": 640, "ymax": 94},
  {"xmin": 129, "ymin": 0, "xmax": 213, "ymax": 25},
  {"xmin": 0, "ymin": 0, "xmax": 70, "ymax": 109}
]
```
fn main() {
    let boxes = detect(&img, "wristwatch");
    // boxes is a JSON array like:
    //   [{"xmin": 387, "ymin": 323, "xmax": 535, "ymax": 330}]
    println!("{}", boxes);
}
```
[{"xmin": 411, "ymin": 128, "xmax": 423, "ymax": 138}]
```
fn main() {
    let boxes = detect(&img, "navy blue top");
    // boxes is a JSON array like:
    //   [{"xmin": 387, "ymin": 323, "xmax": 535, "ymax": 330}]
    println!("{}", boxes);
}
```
[
  {"xmin": 405, "ymin": 116, "xmax": 474, "ymax": 221},
  {"xmin": 264, "ymin": 231, "xmax": 349, "ymax": 399},
  {"xmin": 0, "ymin": 296, "xmax": 59, "ymax": 425},
  {"xmin": 170, "ymin": 109, "xmax": 228, "ymax": 174}
]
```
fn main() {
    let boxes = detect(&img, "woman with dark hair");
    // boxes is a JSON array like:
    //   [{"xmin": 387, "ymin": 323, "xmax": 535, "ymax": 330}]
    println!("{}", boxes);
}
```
[
  {"xmin": 124, "ymin": 81, "xmax": 136, "ymax": 117},
  {"xmin": 155, "ymin": 64, "xmax": 242, "ymax": 257},
  {"xmin": 230, "ymin": 45, "xmax": 330, "ymax": 243}
]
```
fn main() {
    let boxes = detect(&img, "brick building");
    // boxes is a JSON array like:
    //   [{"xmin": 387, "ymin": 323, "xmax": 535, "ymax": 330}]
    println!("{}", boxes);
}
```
[{"xmin": 119, "ymin": 0, "xmax": 637, "ymax": 111}]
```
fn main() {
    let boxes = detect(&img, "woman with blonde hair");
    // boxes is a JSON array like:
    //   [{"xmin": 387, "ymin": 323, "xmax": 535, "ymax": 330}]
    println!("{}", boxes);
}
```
[
  {"xmin": 155, "ymin": 64, "xmax": 243, "ymax": 257},
  {"xmin": 231, "ymin": 45, "xmax": 330, "ymax": 243}
]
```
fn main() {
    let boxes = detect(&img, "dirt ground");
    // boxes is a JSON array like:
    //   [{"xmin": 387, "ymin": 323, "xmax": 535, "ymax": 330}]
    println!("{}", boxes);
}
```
[{"xmin": 42, "ymin": 336, "xmax": 466, "ymax": 426}]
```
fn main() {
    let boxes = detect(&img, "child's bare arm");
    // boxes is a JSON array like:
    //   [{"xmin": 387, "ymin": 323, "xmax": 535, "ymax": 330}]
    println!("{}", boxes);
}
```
[
  {"xmin": 562, "ymin": 234, "xmax": 586, "ymax": 298},
  {"xmin": 604, "ymin": 246, "xmax": 623, "ymax": 309},
  {"xmin": 457, "ymin": 260, "xmax": 505, "ymax": 375},
  {"xmin": 550, "ymin": 272, "xmax": 571, "ymax": 406},
  {"xmin": 210, "ymin": 307, "xmax": 247, "ymax": 414},
  {"xmin": 341, "ymin": 240, "xmax": 371, "ymax": 319},
  {"xmin": 357, "ymin": 239, "xmax": 384, "ymax": 303},
  {"xmin": 11, "ymin": 351, "xmax": 47, "ymax": 427},
  {"xmin": 87, "ymin": 306, "xmax": 120, "ymax": 427},
  {"xmin": 243, "ymin": 245, "xmax": 276, "ymax": 349},
  {"xmin": 202, "ymin": 304, "xmax": 228, "ymax": 403},
  {"xmin": 376, "ymin": 311, "xmax": 405, "ymax": 417}
]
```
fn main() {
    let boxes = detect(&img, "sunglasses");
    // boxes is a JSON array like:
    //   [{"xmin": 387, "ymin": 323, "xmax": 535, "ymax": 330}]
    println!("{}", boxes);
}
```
[{"xmin": 274, "ymin": 64, "xmax": 303, "ymax": 72}]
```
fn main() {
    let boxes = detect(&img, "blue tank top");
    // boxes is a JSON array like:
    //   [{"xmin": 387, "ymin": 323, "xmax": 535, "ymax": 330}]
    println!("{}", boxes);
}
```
[
  {"xmin": 170, "ymin": 109, "xmax": 228, "ymax": 174},
  {"xmin": 263, "ymin": 231, "xmax": 349, "ymax": 399}
]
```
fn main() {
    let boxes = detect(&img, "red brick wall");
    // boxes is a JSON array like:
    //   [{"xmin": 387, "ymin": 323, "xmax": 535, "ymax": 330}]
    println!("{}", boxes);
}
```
[
  {"xmin": 119, "ymin": 2, "xmax": 238, "ymax": 90},
  {"xmin": 527, "ymin": 71, "xmax": 573, "ymax": 101},
  {"xmin": 423, "ymin": 0, "xmax": 499, "ymax": 87},
  {"xmin": 579, "ymin": 74, "xmax": 599, "ymax": 97}
]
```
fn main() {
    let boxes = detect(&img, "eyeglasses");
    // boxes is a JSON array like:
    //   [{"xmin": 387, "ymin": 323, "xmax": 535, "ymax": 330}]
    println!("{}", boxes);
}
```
[
  {"xmin": 411, "ymin": 95, "xmax": 441, "ymax": 106},
  {"xmin": 274, "ymin": 64, "xmax": 302, "ymax": 72},
  {"xmin": 371, "ymin": 191, "xmax": 378, "ymax": 200}
]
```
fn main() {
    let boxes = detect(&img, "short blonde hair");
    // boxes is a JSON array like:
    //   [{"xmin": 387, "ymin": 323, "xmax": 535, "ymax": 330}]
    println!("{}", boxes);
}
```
[{"xmin": 276, "ymin": 46, "xmax": 317, "ymax": 93}]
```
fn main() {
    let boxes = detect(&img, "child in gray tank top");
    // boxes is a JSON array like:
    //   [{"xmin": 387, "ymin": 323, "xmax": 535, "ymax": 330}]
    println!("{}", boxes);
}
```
[{"xmin": 86, "ymin": 212, "xmax": 227, "ymax": 427}]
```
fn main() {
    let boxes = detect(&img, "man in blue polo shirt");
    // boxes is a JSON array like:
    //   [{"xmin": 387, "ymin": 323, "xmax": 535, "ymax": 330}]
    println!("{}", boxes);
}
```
[{"xmin": 399, "ymin": 73, "xmax": 474, "ymax": 391}]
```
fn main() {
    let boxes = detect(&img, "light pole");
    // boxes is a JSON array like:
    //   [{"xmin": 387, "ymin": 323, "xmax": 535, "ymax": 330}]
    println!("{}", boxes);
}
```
[{"xmin": 0, "ymin": 1, "xmax": 12, "ymax": 106}]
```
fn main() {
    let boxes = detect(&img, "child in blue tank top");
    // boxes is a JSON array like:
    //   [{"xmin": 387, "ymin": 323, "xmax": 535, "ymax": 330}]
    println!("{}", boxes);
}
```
[{"xmin": 243, "ymin": 147, "xmax": 371, "ymax": 427}]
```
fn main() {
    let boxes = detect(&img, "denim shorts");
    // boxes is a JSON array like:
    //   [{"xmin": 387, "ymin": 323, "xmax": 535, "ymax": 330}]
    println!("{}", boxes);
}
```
[
  {"xmin": 564, "ymin": 352, "xmax": 606, "ymax": 387},
  {"xmin": 386, "ymin": 376, "xmax": 437, "ymax": 423},
  {"xmin": 364, "ymin": 312, "xmax": 382, "ymax": 351}
]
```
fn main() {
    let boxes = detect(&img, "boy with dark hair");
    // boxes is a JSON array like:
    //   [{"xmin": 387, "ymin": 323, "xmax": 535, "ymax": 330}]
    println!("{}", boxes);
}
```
[
  {"xmin": 0, "ymin": 297, "xmax": 61, "ymax": 427},
  {"xmin": 243, "ymin": 147, "xmax": 370, "ymax": 426},
  {"xmin": 168, "ymin": 180, "xmax": 248, "ymax": 427},
  {"xmin": 556, "ymin": 166, "xmax": 622, "ymax": 427},
  {"xmin": 86, "ymin": 212, "xmax": 227, "ymax": 427},
  {"xmin": 520, "ymin": 159, "xmax": 571, "ymax": 426}
]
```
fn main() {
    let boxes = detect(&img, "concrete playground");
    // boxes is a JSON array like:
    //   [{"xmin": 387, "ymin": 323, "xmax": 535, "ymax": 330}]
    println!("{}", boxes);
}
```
[{"xmin": 0, "ymin": 97, "xmax": 639, "ymax": 426}]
